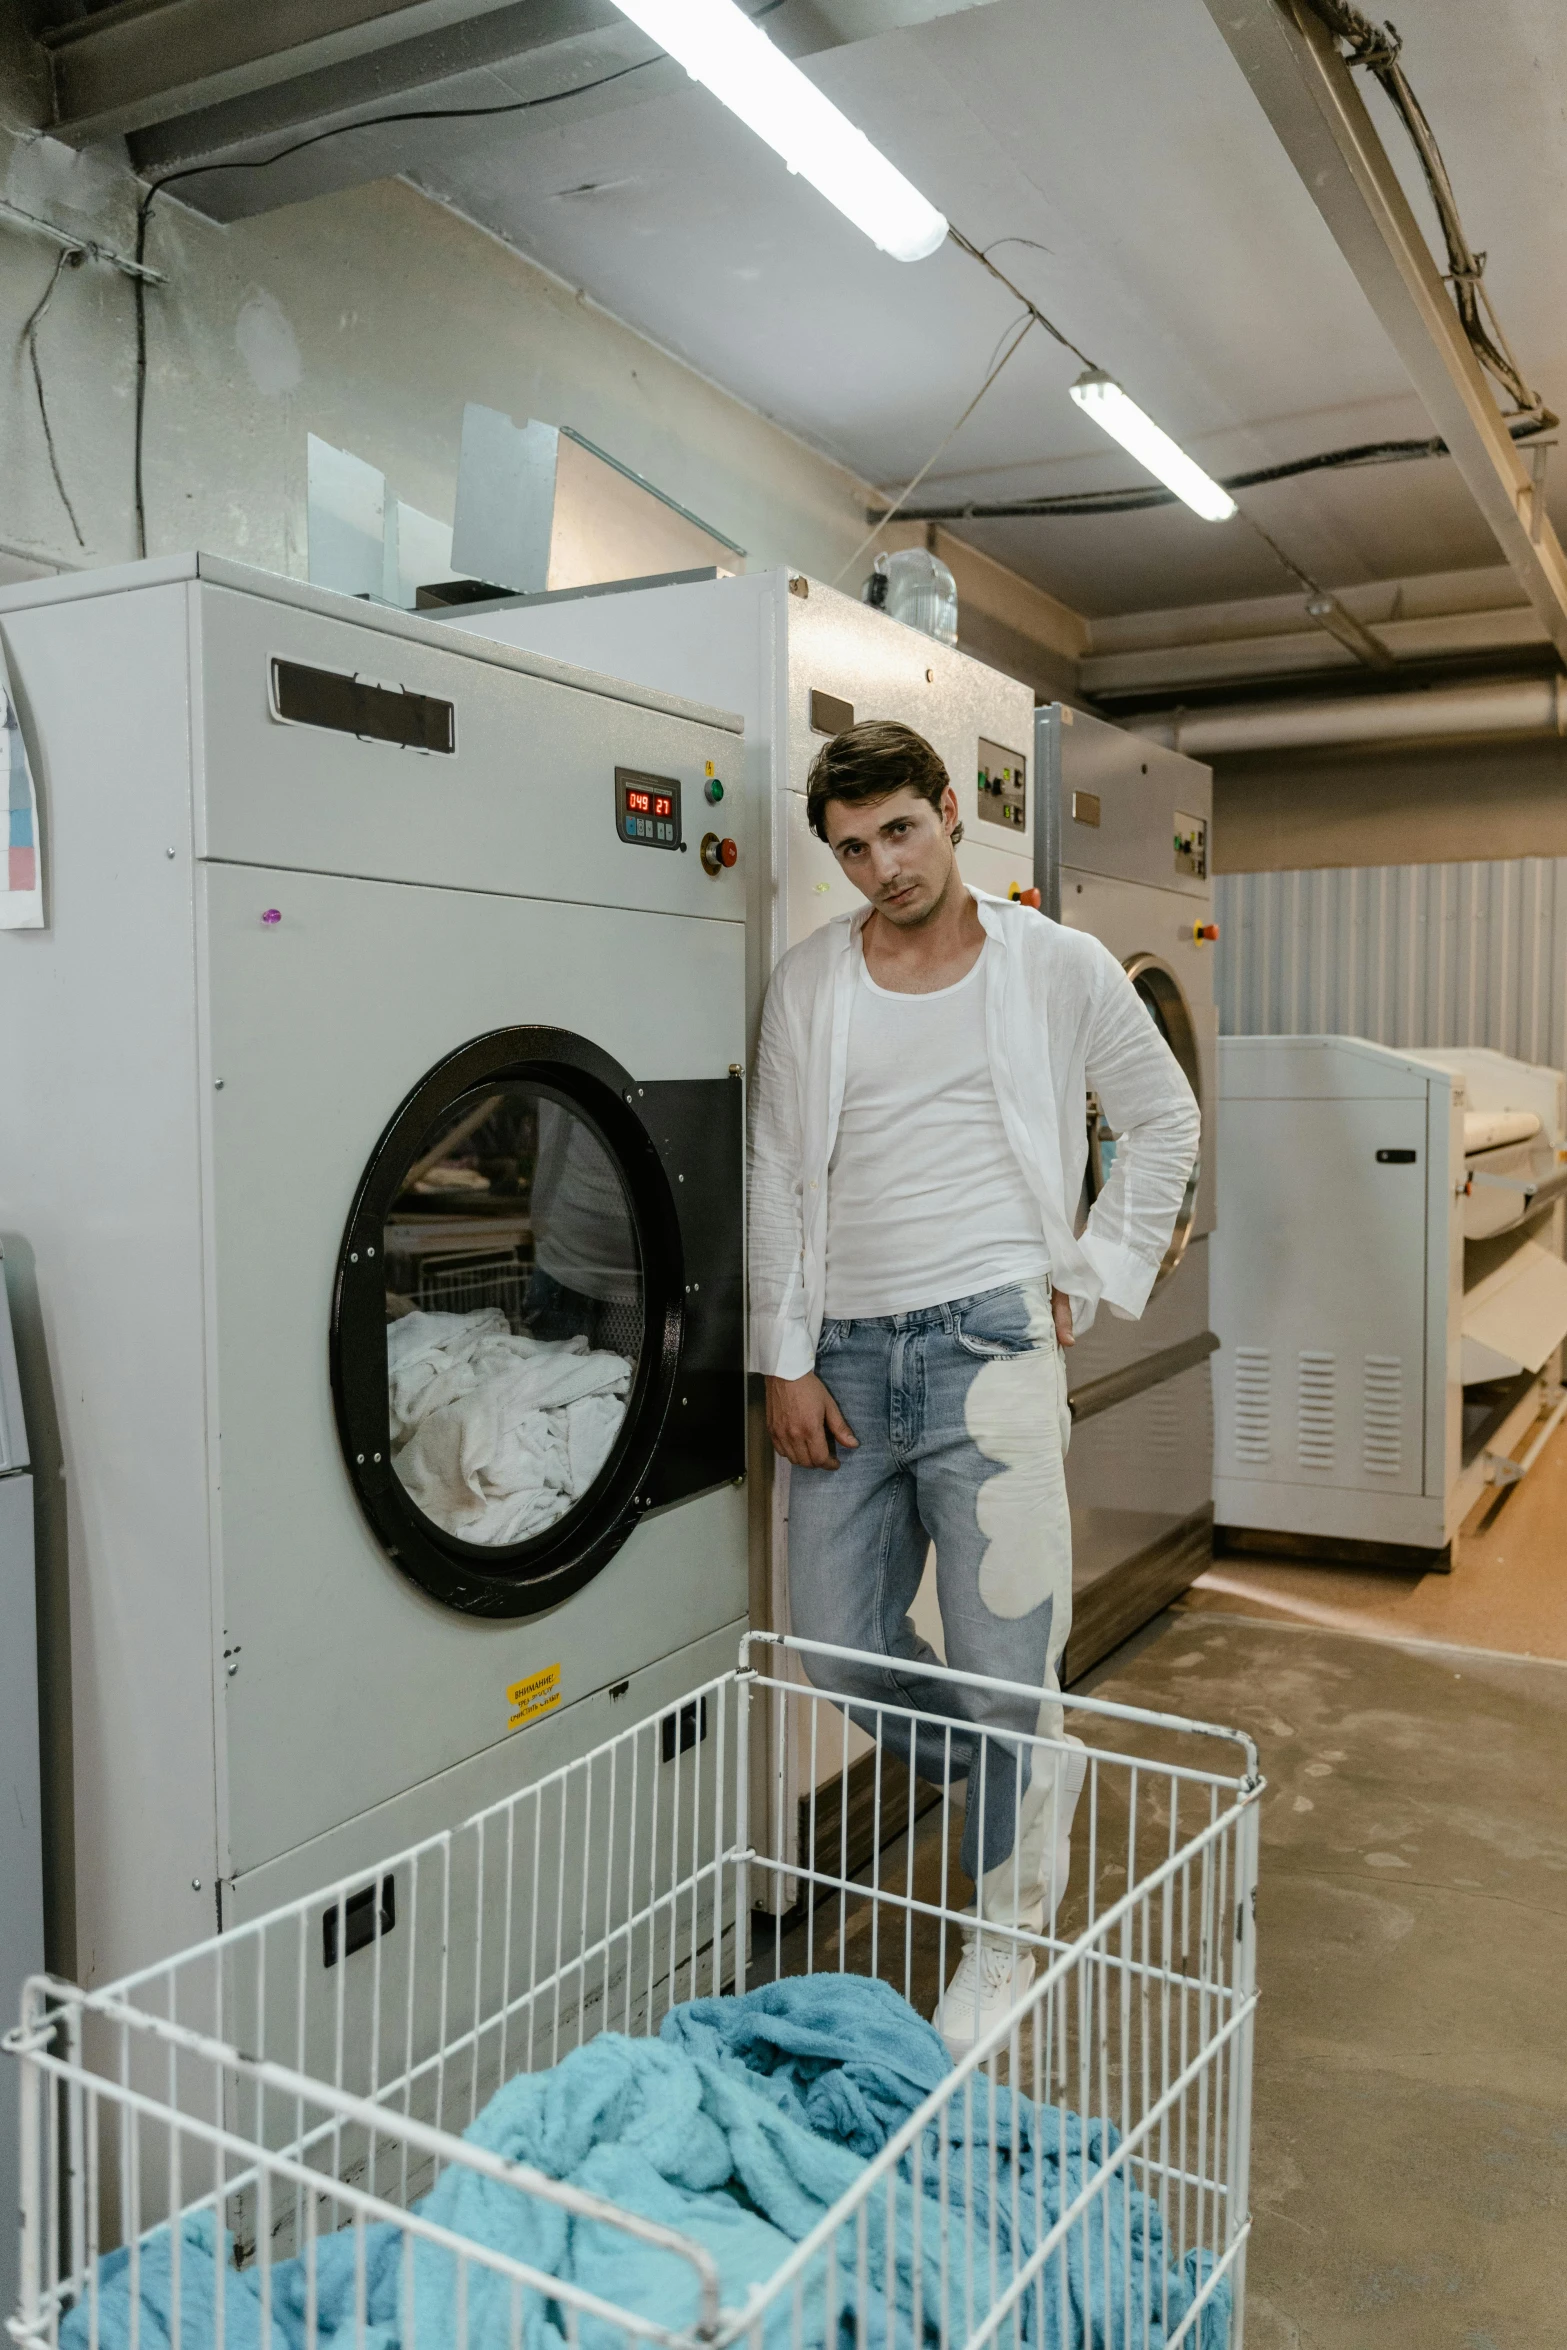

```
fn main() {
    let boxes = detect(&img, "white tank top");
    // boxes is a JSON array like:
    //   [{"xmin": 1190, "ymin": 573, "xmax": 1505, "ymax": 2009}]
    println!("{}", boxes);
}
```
[{"xmin": 823, "ymin": 941, "xmax": 1052, "ymax": 1319}]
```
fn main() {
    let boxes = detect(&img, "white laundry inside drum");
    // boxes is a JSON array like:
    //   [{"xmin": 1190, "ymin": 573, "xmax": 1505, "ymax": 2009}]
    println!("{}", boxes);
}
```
[{"xmin": 382, "ymin": 1088, "xmax": 642, "ymax": 1544}]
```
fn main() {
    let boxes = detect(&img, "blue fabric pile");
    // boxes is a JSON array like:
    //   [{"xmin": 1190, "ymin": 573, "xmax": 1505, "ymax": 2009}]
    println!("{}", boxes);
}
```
[{"xmin": 65, "ymin": 1975, "xmax": 1228, "ymax": 2350}]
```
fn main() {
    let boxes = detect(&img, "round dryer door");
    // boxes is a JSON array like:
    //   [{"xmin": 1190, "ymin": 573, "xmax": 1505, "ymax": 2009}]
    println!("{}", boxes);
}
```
[
  {"xmin": 1085, "ymin": 953, "xmax": 1202, "ymax": 1283},
  {"xmin": 331, "ymin": 1027, "xmax": 685, "ymax": 1617}
]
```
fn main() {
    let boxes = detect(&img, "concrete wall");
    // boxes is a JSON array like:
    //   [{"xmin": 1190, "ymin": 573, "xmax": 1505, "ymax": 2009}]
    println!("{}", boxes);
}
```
[
  {"xmin": 0, "ymin": 28, "xmax": 881, "ymax": 590},
  {"xmin": 1213, "ymin": 735, "xmax": 1567, "ymax": 876}
]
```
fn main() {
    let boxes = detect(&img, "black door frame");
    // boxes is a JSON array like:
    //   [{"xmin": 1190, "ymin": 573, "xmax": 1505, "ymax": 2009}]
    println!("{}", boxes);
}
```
[{"xmin": 330, "ymin": 1026, "xmax": 684, "ymax": 1618}]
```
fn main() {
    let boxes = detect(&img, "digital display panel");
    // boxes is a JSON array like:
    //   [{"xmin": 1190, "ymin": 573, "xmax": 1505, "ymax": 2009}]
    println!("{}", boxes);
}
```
[{"xmin": 615, "ymin": 767, "xmax": 682, "ymax": 850}]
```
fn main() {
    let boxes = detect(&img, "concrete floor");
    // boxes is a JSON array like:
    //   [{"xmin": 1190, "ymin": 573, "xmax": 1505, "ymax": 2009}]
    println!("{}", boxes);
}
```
[
  {"xmin": 1088, "ymin": 1613, "xmax": 1567, "ymax": 2347},
  {"xmin": 1193, "ymin": 1403, "xmax": 1567, "ymax": 1666},
  {"xmin": 760, "ymin": 1430, "xmax": 1567, "ymax": 2345},
  {"xmin": 1083, "ymin": 1458, "xmax": 1567, "ymax": 2348}
]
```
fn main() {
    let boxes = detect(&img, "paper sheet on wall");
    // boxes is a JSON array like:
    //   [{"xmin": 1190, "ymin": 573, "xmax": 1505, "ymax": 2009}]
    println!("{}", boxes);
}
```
[{"xmin": 0, "ymin": 651, "xmax": 41, "ymax": 930}]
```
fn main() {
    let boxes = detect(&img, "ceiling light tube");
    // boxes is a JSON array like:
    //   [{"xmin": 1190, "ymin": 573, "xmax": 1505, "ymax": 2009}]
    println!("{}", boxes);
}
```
[
  {"xmin": 609, "ymin": 0, "xmax": 948, "ymax": 262},
  {"xmin": 1069, "ymin": 371, "xmax": 1237, "ymax": 522}
]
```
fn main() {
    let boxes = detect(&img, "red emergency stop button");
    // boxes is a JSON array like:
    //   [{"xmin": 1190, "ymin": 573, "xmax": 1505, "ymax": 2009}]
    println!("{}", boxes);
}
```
[
  {"xmin": 1008, "ymin": 883, "xmax": 1043, "ymax": 909},
  {"xmin": 1193, "ymin": 922, "xmax": 1219, "ymax": 942},
  {"xmin": 700, "ymin": 832, "xmax": 739, "ymax": 876}
]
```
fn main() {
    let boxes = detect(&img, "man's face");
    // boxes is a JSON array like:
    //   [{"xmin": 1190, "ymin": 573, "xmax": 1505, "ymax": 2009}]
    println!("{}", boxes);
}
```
[{"xmin": 822, "ymin": 784, "xmax": 960, "ymax": 928}]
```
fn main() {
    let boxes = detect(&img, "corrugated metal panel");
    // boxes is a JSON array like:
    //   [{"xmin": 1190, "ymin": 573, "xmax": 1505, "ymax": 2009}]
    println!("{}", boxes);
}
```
[{"xmin": 1216, "ymin": 858, "xmax": 1567, "ymax": 1068}]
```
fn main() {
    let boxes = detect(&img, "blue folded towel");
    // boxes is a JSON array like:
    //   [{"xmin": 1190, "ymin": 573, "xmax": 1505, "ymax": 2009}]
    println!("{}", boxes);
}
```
[{"xmin": 64, "ymin": 1974, "xmax": 1228, "ymax": 2350}]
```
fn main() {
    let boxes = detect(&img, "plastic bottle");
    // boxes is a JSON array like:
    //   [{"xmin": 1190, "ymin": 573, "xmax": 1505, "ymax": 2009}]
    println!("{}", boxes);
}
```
[{"xmin": 861, "ymin": 547, "xmax": 959, "ymax": 647}]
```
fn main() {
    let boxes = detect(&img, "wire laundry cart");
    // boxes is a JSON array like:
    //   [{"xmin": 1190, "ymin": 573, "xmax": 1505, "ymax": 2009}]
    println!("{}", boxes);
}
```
[{"xmin": 7, "ymin": 1634, "xmax": 1263, "ymax": 2350}]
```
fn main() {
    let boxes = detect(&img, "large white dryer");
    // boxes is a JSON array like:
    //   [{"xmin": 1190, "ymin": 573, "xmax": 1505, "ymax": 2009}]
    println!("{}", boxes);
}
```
[
  {"xmin": 0, "ymin": 555, "xmax": 749, "ymax": 1991},
  {"xmin": 435, "ymin": 566, "xmax": 1034, "ymax": 1896},
  {"xmin": 431, "ymin": 565, "xmax": 1040, "ymax": 1010},
  {"xmin": 1037, "ymin": 704, "xmax": 1219, "ymax": 1672}
]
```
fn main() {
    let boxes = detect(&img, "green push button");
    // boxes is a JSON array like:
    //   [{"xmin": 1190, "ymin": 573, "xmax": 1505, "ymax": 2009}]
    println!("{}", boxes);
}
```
[{"xmin": 705, "ymin": 776, "xmax": 725, "ymax": 804}]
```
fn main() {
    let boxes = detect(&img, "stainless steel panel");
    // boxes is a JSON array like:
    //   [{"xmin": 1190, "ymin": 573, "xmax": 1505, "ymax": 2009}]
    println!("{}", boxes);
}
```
[
  {"xmin": 1038, "ymin": 704, "xmax": 1213, "ymax": 900},
  {"xmin": 1035, "ymin": 705, "xmax": 1219, "ymax": 1658},
  {"xmin": 784, "ymin": 580, "xmax": 1035, "ymax": 857},
  {"xmin": 196, "ymin": 584, "xmax": 746, "ymax": 920},
  {"xmin": 1066, "ymin": 1238, "xmax": 1214, "ymax": 1621},
  {"xmin": 1213, "ymin": 1091, "xmax": 1428, "ymax": 1497},
  {"xmin": 1058, "ymin": 869, "xmax": 1218, "ymax": 1243},
  {"xmin": 225, "ymin": 1616, "xmax": 746, "ymax": 1928},
  {"xmin": 0, "ymin": 581, "xmax": 222, "ymax": 1987},
  {"xmin": 203, "ymin": 860, "xmax": 749, "ymax": 1876}
]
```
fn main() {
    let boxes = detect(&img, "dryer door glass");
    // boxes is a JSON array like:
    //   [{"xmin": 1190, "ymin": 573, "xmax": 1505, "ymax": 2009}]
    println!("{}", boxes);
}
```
[
  {"xmin": 1085, "ymin": 955, "xmax": 1201, "ymax": 1281},
  {"xmin": 384, "ymin": 1085, "xmax": 642, "ymax": 1548}
]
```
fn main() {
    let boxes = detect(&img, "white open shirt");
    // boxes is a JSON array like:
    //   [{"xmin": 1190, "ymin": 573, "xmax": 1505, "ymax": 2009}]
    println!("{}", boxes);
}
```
[{"xmin": 747, "ymin": 889, "xmax": 1201, "ymax": 1380}]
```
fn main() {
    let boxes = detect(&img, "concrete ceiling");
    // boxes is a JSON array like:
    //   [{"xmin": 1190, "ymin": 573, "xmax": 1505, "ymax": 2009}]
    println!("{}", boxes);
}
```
[
  {"xmin": 405, "ymin": 0, "xmax": 1567, "ymax": 618},
  {"xmin": 45, "ymin": 0, "xmax": 1567, "ymax": 623}
]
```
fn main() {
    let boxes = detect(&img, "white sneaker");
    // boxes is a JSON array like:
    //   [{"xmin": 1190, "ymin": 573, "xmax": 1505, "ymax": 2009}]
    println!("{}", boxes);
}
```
[{"xmin": 933, "ymin": 1935, "xmax": 1036, "ymax": 2062}]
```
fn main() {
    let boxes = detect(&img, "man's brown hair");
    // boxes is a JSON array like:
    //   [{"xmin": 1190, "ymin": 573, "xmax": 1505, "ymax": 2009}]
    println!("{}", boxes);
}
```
[{"xmin": 805, "ymin": 719, "xmax": 962, "ymax": 846}]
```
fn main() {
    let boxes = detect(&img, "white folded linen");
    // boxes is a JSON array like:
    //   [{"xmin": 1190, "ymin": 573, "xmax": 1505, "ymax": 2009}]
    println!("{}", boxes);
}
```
[{"xmin": 387, "ymin": 1308, "xmax": 632, "ymax": 1544}]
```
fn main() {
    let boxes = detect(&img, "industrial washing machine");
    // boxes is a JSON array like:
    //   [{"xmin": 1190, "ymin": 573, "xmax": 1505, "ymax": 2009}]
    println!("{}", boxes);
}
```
[
  {"xmin": 0, "ymin": 554, "xmax": 749, "ymax": 1991},
  {"xmin": 434, "ymin": 564, "xmax": 1038, "ymax": 1013},
  {"xmin": 1037, "ymin": 703, "xmax": 1219, "ymax": 1673},
  {"xmin": 438, "ymin": 566, "xmax": 1034, "ymax": 1896}
]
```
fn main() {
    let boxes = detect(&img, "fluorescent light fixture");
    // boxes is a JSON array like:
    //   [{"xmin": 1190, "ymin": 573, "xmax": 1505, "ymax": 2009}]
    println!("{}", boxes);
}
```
[
  {"xmin": 1069, "ymin": 371, "xmax": 1237, "ymax": 522},
  {"xmin": 609, "ymin": 0, "xmax": 948, "ymax": 262}
]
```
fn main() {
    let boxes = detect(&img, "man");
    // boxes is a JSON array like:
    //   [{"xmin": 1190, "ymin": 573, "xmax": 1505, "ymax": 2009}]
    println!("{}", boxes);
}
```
[{"xmin": 748, "ymin": 719, "xmax": 1199, "ymax": 2056}]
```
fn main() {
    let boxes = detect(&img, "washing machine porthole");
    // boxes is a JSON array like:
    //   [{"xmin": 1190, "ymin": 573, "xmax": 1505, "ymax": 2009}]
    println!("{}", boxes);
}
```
[{"xmin": 330, "ymin": 1025, "xmax": 689, "ymax": 1619}]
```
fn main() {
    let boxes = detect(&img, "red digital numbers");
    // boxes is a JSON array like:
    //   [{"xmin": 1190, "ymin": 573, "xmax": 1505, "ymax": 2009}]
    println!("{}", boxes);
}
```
[
  {"xmin": 653, "ymin": 795, "xmax": 672, "ymax": 818},
  {"xmin": 626, "ymin": 789, "xmax": 651, "ymax": 814}
]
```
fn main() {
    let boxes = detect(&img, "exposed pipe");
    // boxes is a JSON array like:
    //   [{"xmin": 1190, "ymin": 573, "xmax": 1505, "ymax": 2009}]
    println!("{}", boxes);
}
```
[{"xmin": 1133, "ymin": 674, "xmax": 1567, "ymax": 757}]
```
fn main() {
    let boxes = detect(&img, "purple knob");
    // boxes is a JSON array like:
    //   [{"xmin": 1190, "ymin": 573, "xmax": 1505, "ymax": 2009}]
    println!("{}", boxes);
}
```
[{"xmin": 261, "ymin": 908, "xmax": 281, "ymax": 925}]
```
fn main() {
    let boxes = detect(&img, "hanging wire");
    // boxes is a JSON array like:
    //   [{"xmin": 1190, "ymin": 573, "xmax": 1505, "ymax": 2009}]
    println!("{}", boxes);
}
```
[
  {"xmin": 829, "ymin": 311, "xmax": 1037, "ymax": 587},
  {"xmin": 945, "ymin": 225, "xmax": 1096, "ymax": 370},
  {"xmin": 22, "ymin": 246, "xmax": 87, "ymax": 549},
  {"xmin": 129, "ymin": 54, "xmax": 670, "ymax": 557},
  {"xmin": 920, "ymin": 9, "xmax": 1556, "ymax": 542},
  {"xmin": 127, "ymin": 0, "xmax": 795, "ymax": 557}
]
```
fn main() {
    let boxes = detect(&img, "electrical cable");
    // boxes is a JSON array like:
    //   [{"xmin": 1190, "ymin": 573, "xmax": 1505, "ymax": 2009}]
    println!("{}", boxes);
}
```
[
  {"xmin": 1297, "ymin": 0, "xmax": 1556, "ymax": 429},
  {"xmin": 945, "ymin": 224, "xmax": 1096, "ymax": 370},
  {"xmin": 883, "ymin": 422, "xmax": 1552, "ymax": 522},
  {"xmin": 922, "ymin": 12, "xmax": 1555, "ymax": 568},
  {"xmin": 22, "ymin": 245, "xmax": 87, "ymax": 549},
  {"xmin": 933, "ymin": 223, "xmax": 1398, "ymax": 604},
  {"xmin": 117, "ymin": 0, "xmax": 1549, "ymax": 602},
  {"xmin": 128, "ymin": 0, "xmax": 794, "ymax": 556},
  {"xmin": 128, "ymin": 48, "xmax": 714, "ymax": 556},
  {"xmin": 829, "ymin": 311, "xmax": 1036, "ymax": 588}
]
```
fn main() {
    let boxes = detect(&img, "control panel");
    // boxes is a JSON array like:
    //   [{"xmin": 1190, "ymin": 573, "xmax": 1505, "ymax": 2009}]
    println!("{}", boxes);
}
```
[
  {"xmin": 977, "ymin": 738, "xmax": 1027, "ymax": 834},
  {"xmin": 1174, "ymin": 810, "xmax": 1207, "ymax": 880},
  {"xmin": 615, "ymin": 766, "xmax": 682, "ymax": 849}
]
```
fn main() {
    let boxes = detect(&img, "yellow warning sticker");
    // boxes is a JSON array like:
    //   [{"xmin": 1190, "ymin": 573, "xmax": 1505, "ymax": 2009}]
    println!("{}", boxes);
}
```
[
  {"xmin": 507, "ymin": 1664, "xmax": 562, "ymax": 1731},
  {"xmin": 705, "ymin": 759, "xmax": 715, "ymax": 776}
]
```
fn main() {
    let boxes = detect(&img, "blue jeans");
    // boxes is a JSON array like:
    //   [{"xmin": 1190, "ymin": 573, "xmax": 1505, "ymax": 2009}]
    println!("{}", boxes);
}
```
[{"xmin": 786, "ymin": 1278, "xmax": 1073, "ymax": 1926}]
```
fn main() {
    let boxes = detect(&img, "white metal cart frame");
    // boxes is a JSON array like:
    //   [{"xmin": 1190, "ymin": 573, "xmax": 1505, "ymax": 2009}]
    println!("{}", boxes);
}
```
[{"xmin": 8, "ymin": 1635, "xmax": 1263, "ymax": 2350}]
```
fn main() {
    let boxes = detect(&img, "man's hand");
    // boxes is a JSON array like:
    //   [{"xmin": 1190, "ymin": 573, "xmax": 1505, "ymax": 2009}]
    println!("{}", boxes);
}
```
[
  {"xmin": 765, "ymin": 1371, "xmax": 859, "ymax": 1469},
  {"xmin": 1052, "ymin": 1289, "xmax": 1076, "ymax": 1349}
]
